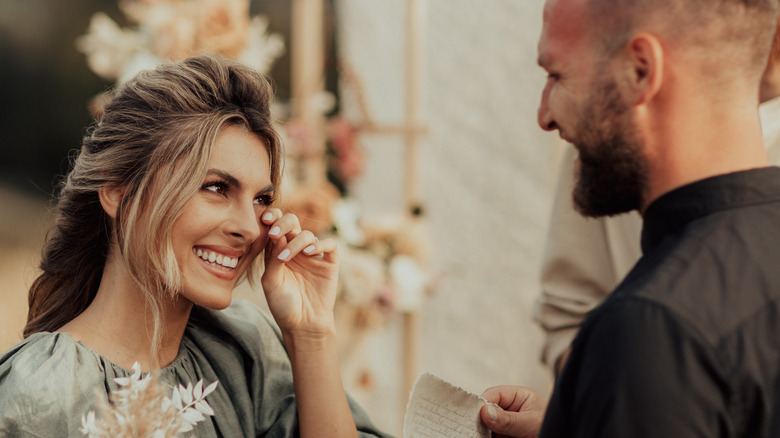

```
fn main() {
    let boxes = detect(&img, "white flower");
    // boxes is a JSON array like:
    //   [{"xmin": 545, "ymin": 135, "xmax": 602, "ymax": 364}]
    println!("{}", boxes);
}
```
[
  {"xmin": 76, "ymin": 12, "xmax": 141, "ymax": 81},
  {"xmin": 237, "ymin": 15, "xmax": 285, "ymax": 74},
  {"xmin": 123, "ymin": 0, "xmax": 197, "ymax": 60},
  {"xmin": 195, "ymin": 400, "xmax": 215, "ymax": 416},
  {"xmin": 172, "ymin": 380, "xmax": 219, "ymax": 432},
  {"xmin": 117, "ymin": 50, "xmax": 163, "ymax": 84},
  {"xmin": 340, "ymin": 249, "xmax": 386, "ymax": 306},
  {"xmin": 79, "ymin": 411, "xmax": 97, "ymax": 435},
  {"xmin": 390, "ymin": 255, "xmax": 430, "ymax": 312},
  {"xmin": 332, "ymin": 198, "xmax": 366, "ymax": 246}
]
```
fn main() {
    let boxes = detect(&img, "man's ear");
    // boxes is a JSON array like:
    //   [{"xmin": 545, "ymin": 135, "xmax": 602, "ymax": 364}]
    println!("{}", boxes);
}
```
[
  {"xmin": 98, "ymin": 186, "xmax": 126, "ymax": 219},
  {"xmin": 623, "ymin": 32, "xmax": 664, "ymax": 106}
]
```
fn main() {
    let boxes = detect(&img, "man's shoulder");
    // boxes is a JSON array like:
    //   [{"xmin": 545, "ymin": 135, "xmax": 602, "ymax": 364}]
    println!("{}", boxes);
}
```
[{"xmin": 606, "ymin": 203, "xmax": 780, "ymax": 346}]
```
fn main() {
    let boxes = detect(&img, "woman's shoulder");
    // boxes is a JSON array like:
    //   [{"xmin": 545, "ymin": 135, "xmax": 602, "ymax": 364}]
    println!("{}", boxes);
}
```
[
  {"xmin": 0, "ymin": 332, "xmax": 106, "ymax": 435},
  {"xmin": 1, "ymin": 332, "xmax": 102, "ymax": 384}
]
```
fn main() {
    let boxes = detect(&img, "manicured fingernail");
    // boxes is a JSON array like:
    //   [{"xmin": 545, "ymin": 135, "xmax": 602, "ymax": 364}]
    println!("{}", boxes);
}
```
[
  {"xmin": 269, "ymin": 226, "xmax": 280, "ymax": 236},
  {"xmin": 263, "ymin": 212, "xmax": 274, "ymax": 221},
  {"xmin": 303, "ymin": 245, "xmax": 315, "ymax": 254},
  {"xmin": 277, "ymin": 249, "xmax": 290, "ymax": 260},
  {"xmin": 487, "ymin": 404, "xmax": 497, "ymax": 422}
]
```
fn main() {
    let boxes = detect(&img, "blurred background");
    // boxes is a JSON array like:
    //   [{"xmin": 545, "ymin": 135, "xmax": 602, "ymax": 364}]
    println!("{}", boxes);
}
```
[{"xmin": 0, "ymin": 0, "xmax": 565, "ymax": 435}]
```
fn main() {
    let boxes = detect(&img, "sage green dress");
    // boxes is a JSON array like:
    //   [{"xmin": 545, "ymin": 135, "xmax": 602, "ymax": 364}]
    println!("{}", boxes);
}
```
[{"xmin": 0, "ymin": 300, "xmax": 391, "ymax": 437}]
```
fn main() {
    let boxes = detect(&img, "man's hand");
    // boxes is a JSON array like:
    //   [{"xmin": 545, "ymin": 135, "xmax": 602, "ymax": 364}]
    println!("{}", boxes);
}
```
[{"xmin": 480, "ymin": 386, "xmax": 547, "ymax": 438}]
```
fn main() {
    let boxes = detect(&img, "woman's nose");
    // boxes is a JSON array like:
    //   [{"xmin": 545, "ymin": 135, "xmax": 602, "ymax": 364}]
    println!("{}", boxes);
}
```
[{"xmin": 226, "ymin": 201, "xmax": 262, "ymax": 242}]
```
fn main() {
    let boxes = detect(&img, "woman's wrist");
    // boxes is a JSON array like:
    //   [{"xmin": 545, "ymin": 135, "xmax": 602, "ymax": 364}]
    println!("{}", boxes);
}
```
[{"xmin": 282, "ymin": 325, "xmax": 338, "ymax": 354}]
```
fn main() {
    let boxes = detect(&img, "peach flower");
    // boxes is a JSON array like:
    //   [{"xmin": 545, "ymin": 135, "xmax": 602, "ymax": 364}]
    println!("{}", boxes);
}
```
[
  {"xmin": 121, "ymin": 1, "xmax": 196, "ymax": 61},
  {"xmin": 194, "ymin": 0, "xmax": 250, "ymax": 58}
]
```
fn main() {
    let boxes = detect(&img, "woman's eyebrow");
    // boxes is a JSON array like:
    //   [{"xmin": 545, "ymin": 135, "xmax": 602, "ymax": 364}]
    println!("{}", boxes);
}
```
[
  {"xmin": 207, "ymin": 168, "xmax": 275, "ymax": 194},
  {"xmin": 206, "ymin": 169, "xmax": 240, "ymax": 188},
  {"xmin": 257, "ymin": 184, "xmax": 276, "ymax": 196}
]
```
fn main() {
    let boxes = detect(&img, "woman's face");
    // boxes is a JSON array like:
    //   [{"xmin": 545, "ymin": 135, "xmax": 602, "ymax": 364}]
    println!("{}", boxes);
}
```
[{"xmin": 171, "ymin": 124, "xmax": 275, "ymax": 309}]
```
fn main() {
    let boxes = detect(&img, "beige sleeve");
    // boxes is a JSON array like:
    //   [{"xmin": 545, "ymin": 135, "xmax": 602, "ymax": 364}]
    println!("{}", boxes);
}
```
[{"xmin": 534, "ymin": 145, "xmax": 642, "ymax": 371}]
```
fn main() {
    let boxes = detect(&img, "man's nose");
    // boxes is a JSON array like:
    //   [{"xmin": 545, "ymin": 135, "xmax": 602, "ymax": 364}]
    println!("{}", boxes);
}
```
[{"xmin": 537, "ymin": 84, "xmax": 557, "ymax": 131}]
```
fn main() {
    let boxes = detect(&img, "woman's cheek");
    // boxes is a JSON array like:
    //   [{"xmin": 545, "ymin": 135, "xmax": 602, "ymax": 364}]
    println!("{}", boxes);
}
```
[{"xmin": 252, "ymin": 234, "xmax": 269, "ymax": 259}]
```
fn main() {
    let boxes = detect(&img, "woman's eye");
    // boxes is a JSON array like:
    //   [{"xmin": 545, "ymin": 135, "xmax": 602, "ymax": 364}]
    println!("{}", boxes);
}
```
[
  {"xmin": 254, "ymin": 195, "xmax": 274, "ymax": 206},
  {"xmin": 203, "ymin": 182, "xmax": 228, "ymax": 195}
]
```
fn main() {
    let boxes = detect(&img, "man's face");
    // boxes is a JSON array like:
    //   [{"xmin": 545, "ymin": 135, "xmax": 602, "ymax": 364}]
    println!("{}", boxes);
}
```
[
  {"xmin": 571, "ymin": 70, "xmax": 647, "ymax": 216},
  {"xmin": 537, "ymin": 0, "xmax": 648, "ymax": 217}
]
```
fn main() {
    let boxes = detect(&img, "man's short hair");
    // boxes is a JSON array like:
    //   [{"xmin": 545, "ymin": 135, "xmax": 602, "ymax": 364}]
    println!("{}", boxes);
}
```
[{"xmin": 586, "ymin": 0, "xmax": 779, "ymax": 82}]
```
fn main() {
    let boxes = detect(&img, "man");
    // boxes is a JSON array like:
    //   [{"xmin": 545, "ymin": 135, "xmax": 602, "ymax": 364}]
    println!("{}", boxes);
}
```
[
  {"xmin": 480, "ymin": 0, "xmax": 780, "ymax": 436},
  {"xmin": 535, "ymin": 4, "xmax": 780, "ymax": 376}
]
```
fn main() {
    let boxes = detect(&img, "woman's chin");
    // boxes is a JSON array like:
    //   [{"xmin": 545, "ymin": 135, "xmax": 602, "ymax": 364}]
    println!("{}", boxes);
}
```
[{"xmin": 195, "ymin": 293, "xmax": 233, "ymax": 310}]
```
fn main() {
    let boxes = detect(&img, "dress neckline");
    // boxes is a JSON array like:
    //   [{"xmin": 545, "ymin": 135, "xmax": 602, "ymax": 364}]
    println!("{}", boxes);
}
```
[{"xmin": 50, "ymin": 331, "xmax": 190, "ymax": 375}]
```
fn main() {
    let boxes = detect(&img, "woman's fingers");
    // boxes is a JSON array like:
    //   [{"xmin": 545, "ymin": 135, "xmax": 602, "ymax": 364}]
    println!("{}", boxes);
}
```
[
  {"xmin": 300, "ymin": 236, "xmax": 338, "ymax": 262},
  {"xmin": 261, "ymin": 208, "xmax": 282, "ymax": 226},
  {"xmin": 276, "ymin": 232, "xmax": 338, "ymax": 262},
  {"xmin": 275, "ymin": 230, "xmax": 316, "ymax": 261},
  {"xmin": 262, "ymin": 211, "xmax": 337, "ymax": 263},
  {"xmin": 264, "ymin": 210, "xmax": 302, "ymax": 243}
]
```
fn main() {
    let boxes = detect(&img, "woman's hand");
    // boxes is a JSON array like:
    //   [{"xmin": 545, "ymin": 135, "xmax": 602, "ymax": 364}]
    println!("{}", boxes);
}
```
[
  {"xmin": 260, "ymin": 208, "xmax": 358, "ymax": 438},
  {"xmin": 260, "ymin": 208, "xmax": 339, "ymax": 337}
]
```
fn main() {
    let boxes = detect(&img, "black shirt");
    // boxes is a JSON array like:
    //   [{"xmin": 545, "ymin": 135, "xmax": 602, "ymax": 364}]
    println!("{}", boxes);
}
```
[{"xmin": 541, "ymin": 167, "xmax": 780, "ymax": 437}]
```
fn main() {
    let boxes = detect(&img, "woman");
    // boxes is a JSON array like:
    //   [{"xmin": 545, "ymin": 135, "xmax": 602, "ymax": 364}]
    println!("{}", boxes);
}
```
[{"xmin": 0, "ymin": 55, "xmax": 388, "ymax": 437}]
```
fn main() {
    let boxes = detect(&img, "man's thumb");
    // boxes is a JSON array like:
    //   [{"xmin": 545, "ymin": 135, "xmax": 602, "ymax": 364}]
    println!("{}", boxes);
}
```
[{"xmin": 480, "ymin": 403, "xmax": 534, "ymax": 438}]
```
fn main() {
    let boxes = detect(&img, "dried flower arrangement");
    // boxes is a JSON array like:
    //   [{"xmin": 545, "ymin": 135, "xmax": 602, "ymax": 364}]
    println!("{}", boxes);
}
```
[
  {"xmin": 80, "ymin": 362, "xmax": 218, "ymax": 437},
  {"xmin": 331, "ymin": 202, "xmax": 434, "ymax": 325},
  {"xmin": 77, "ymin": 0, "xmax": 284, "ymax": 83}
]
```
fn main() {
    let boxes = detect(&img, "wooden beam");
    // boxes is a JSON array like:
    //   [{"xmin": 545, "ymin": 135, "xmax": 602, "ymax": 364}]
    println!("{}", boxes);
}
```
[
  {"xmin": 401, "ymin": 0, "xmax": 425, "ymax": 413},
  {"xmin": 291, "ymin": 0, "xmax": 327, "ymax": 184}
]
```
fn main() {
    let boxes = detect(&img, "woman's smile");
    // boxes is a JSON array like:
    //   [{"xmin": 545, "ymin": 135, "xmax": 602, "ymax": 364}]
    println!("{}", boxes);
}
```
[{"xmin": 193, "ymin": 247, "xmax": 241, "ymax": 279}]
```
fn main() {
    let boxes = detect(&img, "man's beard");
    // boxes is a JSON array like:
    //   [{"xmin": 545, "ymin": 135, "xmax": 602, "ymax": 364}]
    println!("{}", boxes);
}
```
[{"xmin": 571, "ymin": 74, "xmax": 648, "ymax": 218}]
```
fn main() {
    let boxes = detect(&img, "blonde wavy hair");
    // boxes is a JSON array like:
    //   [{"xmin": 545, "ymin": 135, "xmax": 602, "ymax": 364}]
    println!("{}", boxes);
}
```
[{"xmin": 26, "ymin": 55, "xmax": 283, "ymax": 362}]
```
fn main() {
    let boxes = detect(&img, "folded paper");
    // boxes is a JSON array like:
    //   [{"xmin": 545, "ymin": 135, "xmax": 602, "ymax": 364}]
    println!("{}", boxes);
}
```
[{"xmin": 403, "ymin": 373, "xmax": 490, "ymax": 438}]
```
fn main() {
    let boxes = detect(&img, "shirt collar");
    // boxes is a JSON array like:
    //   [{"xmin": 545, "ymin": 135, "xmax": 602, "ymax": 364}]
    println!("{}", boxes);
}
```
[{"xmin": 640, "ymin": 167, "xmax": 780, "ymax": 254}]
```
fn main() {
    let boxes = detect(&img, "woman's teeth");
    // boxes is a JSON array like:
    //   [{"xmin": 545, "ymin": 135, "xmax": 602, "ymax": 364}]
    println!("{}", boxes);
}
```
[{"xmin": 194, "ymin": 248, "xmax": 238, "ymax": 269}]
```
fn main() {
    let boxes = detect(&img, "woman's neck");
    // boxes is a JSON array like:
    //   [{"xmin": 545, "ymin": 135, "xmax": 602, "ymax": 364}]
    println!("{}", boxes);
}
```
[{"xmin": 57, "ymin": 252, "xmax": 193, "ymax": 372}]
